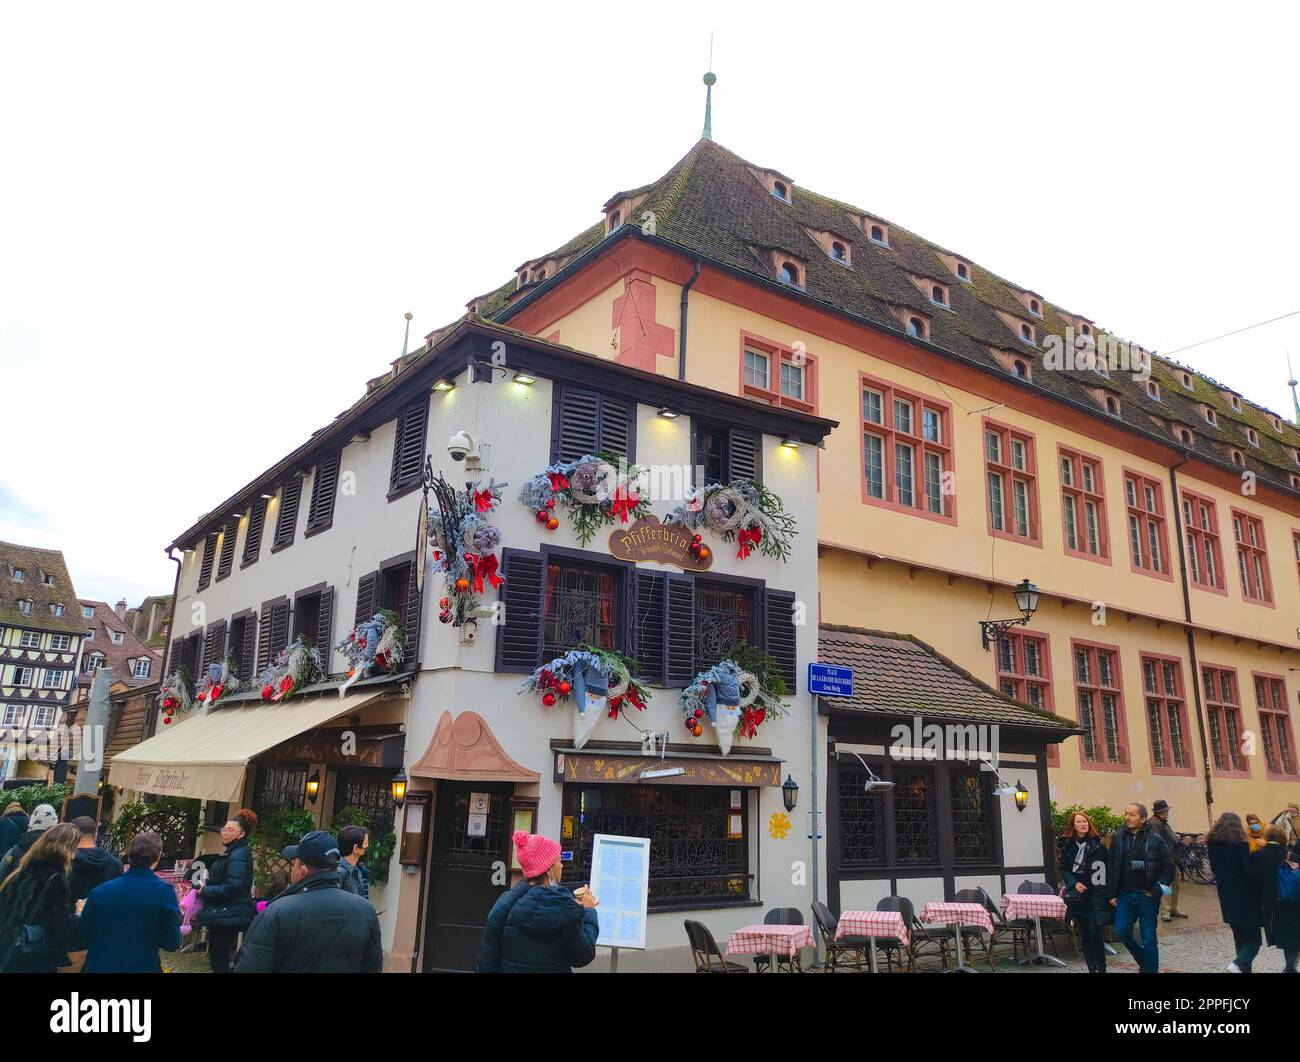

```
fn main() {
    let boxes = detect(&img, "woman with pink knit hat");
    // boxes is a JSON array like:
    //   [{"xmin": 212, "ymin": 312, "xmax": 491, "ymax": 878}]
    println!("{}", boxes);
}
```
[{"xmin": 476, "ymin": 830, "xmax": 599, "ymax": 973}]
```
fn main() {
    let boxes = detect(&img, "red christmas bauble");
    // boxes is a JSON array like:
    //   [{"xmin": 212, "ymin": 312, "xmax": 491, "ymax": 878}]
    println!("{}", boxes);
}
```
[
  {"xmin": 542, "ymin": 692, "xmax": 557, "ymax": 707},
  {"xmin": 698, "ymin": 547, "xmax": 710, "ymax": 560},
  {"xmin": 536, "ymin": 510, "xmax": 548, "ymax": 523},
  {"xmin": 557, "ymin": 680, "xmax": 572, "ymax": 696},
  {"xmin": 694, "ymin": 708, "xmax": 704, "ymax": 718},
  {"xmin": 261, "ymin": 685, "xmax": 273, "ymax": 700},
  {"xmin": 439, "ymin": 597, "xmax": 449, "ymax": 608},
  {"xmin": 163, "ymin": 716, "xmax": 172, "ymax": 725},
  {"xmin": 439, "ymin": 610, "xmax": 452, "ymax": 624},
  {"xmin": 545, "ymin": 498, "xmax": 555, "ymax": 509},
  {"xmin": 280, "ymin": 676, "xmax": 294, "ymax": 692},
  {"xmin": 546, "ymin": 517, "xmax": 559, "ymax": 530},
  {"xmin": 163, "ymin": 697, "xmax": 177, "ymax": 710}
]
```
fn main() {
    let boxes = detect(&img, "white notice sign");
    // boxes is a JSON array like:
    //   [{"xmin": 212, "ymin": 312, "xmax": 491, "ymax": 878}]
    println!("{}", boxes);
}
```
[{"xmin": 587, "ymin": 833, "xmax": 650, "ymax": 951}]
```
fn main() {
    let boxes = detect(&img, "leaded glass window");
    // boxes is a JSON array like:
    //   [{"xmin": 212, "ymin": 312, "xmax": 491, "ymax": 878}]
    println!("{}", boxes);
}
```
[
  {"xmin": 837, "ymin": 762, "xmax": 886, "ymax": 869},
  {"xmin": 894, "ymin": 767, "xmax": 938, "ymax": 865},
  {"xmin": 543, "ymin": 562, "xmax": 619, "ymax": 657},
  {"xmin": 694, "ymin": 582, "xmax": 754, "ymax": 672},
  {"xmin": 950, "ymin": 769, "xmax": 995, "ymax": 863}
]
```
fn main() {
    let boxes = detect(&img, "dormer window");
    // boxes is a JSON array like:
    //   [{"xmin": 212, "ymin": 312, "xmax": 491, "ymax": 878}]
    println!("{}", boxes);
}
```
[
  {"xmin": 1181, "ymin": 372, "xmax": 1194, "ymax": 390},
  {"xmin": 1020, "ymin": 323, "xmax": 1035, "ymax": 344},
  {"xmin": 956, "ymin": 261, "xmax": 970, "ymax": 281},
  {"xmin": 1013, "ymin": 359, "xmax": 1030, "ymax": 380},
  {"xmin": 1105, "ymin": 396, "xmax": 1121, "ymax": 417},
  {"xmin": 1229, "ymin": 394, "xmax": 1242, "ymax": 412},
  {"xmin": 1205, "ymin": 408, "xmax": 1218, "ymax": 427},
  {"xmin": 1178, "ymin": 428, "xmax": 1194, "ymax": 446},
  {"xmin": 1230, "ymin": 449, "xmax": 1244, "ymax": 468},
  {"xmin": 1270, "ymin": 414, "xmax": 1283, "ymax": 432},
  {"xmin": 831, "ymin": 241, "xmax": 848, "ymax": 263},
  {"xmin": 930, "ymin": 284, "xmax": 949, "ymax": 307},
  {"xmin": 608, "ymin": 210, "xmax": 621, "ymax": 231},
  {"xmin": 110, "ymin": 630, "xmax": 125, "ymax": 645},
  {"xmin": 869, "ymin": 224, "xmax": 888, "ymax": 246},
  {"xmin": 1147, "ymin": 381, "xmax": 1161, "ymax": 401},
  {"xmin": 1029, "ymin": 298, "xmax": 1042, "ymax": 317},
  {"xmin": 51, "ymin": 603, "xmax": 64, "ymax": 617},
  {"xmin": 907, "ymin": 317, "xmax": 927, "ymax": 339},
  {"xmin": 771, "ymin": 180, "xmax": 790, "ymax": 203},
  {"xmin": 42, "ymin": 573, "xmax": 54, "ymax": 586},
  {"xmin": 1292, "ymin": 447, "xmax": 1300, "ymax": 465},
  {"xmin": 1245, "ymin": 427, "xmax": 1259, "ymax": 446},
  {"xmin": 1290, "ymin": 474, "xmax": 1300, "ymax": 490},
  {"xmin": 18, "ymin": 599, "xmax": 32, "ymax": 614},
  {"xmin": 11, "ymin": 568, "xmax": 22, "ymax": 582},
  {"xmin": 779, "ymin": 261, "xmax": 803, "ymax": 287},
  {"xmin": 82, "ymin": 605, "xmax": 94, "ymax": 620},
  {"xmin": 1080, "ymin": 323, "xmax": 1092, "ymax": 337}
]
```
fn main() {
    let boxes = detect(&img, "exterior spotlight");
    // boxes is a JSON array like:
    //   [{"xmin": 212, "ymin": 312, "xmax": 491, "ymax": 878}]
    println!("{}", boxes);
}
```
[
  {"xmin": 513, "ymin": 371, "xmax": 536, "ymax": 385},
  {"xmin": 780, "ymin": 437, "xmax": 801, "ymax": 449},
  {"xmin": 433, "ymin": 379, "xmax": 455, "ymax": 392},
  {"xmin": 656, "ymin": 407, "xmax": 680, "ymax": 419}
]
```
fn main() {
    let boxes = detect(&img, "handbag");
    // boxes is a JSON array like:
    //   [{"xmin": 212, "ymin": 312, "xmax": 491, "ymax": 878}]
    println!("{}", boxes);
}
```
[
  {"xmin": 1277, "ymin": 859, "xmax": 1300, "ymax": 903},
  {"xmin": 12, "ymin": 878, "xmax": 56, "ymax": 962}
]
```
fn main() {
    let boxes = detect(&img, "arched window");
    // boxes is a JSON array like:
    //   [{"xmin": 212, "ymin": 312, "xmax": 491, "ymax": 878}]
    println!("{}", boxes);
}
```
[
  {"xmin": 1021, "ymin": 324, "xmax": 1033, "ymax": 342},
  {"xmin": 536, "ymin": 270, "xmax": 546, "ymax": 281},
  {"xmin": 1013, "ymin": 360, "xmax": 1029, "ymax": 379},
  {"xmin": 609, "ymin": 211, "xmax": 620, "ymax": 230},
  {"xmin": 1029, "ymin": 298, "xmax": 1041, "ymax": 315},
  {"xmin": 780, "ymin": 262, "xmax": 800, "ymax": 286},
  {"xmin": 870, "ymin": 224, "xmax": 885, "ymax": 243},
  {"xmin": 1106, "ymin": 397, "xmax": 1119, "ymax": 416},
  {"xmin": 1081, "ymin": 323, "xmax": 1091, "ymax": 336},
  {"xmin": 772, "ymin": 181, "xmax": 788, "ymax": 201},
  {"xmin": 1205, "ymin": 409, "xmax": 1217, "ymax": 425},
  {"xmin": 1179, "ymin": 430, "xmax": 1193, "ymax": 446},
  {"xmin": 1231, "ymin": 450, "xmax": 1243, "ymax": 467},
  {"xmin": 907, "ymin": 317, "xmax": 924, "ymax": 338},
  {"xmin": 831, "ymin": 241, "xmax": 847, "ymax": 261},
  {"xmin": 932, "ymin": 285, "xmax": 945, "ymax": 304},
  {"xmin": 957, "ymin": 262, "xmax": 969, "ymax": 279}
]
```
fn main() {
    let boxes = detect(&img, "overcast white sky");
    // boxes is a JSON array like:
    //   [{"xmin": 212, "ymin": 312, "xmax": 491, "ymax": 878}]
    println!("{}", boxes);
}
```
[{"xmin": 3, "ymin": 1, "xmax": 1298, "ymax": 605}]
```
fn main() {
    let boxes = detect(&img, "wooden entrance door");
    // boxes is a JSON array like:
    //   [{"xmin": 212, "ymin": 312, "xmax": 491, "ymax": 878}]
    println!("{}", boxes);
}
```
[{"xmin": 422, "ymin": 782, "xmax": 512, "ymax": 971}]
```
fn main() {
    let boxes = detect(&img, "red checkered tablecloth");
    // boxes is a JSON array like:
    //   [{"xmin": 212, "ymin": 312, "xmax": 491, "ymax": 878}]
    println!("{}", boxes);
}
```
[
  {"xmin": 154, "ymin": 869, "xmax": 193, "ymax": 905},
  {"xmin": 919, "ymin": 902, "xmax": 993, "ymax": 935},
  {"xmin": 835, "ymin": 910, "xmax": 909, "ymax": 949},
  {"xmin": 1002, "ymin": 893, "xmax": 1067, "ymax": 921},
  {"xmin": 724, "ymin": 924, "xmax": 815, "ymax": 958}
]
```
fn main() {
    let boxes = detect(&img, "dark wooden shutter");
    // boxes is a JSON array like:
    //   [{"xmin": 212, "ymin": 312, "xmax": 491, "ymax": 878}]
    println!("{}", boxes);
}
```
[
  {"xmin": 197, "ymin": 533, "xmax": 219, "ymax": 591},
  {"xmin": 729, "ymin": 429, "xmax": 762, "ymax": 483},
  {"xmin": 495, "ymin": 548, "xmax": 544, "ymax": 673},
  {"xmin": 256, "ymin": 607, "xmax": 274, "ymax": 673},
  {"xmin": 390, "ymin": 401, "xmax": 428, "ymax": 492},
  {"xmin": 554, "ymin": 387, "xmax": 600, "ymax": 463},
  {"xmin": 306, "ymin": 454, "xmax": 341, "ymax": 534},
  {"xmin": 239, "ymin": 612, "xmax": 258, "ymax": 680},
  {"xmin": 633, "ymin": 571, "xmax": 665, "ymax": 684},
  {"xmin": 763, "ymin": 588, "xmax": 797, "ymax": 693},
  {"xmin": 272, "ymin": 480, "xmax": 303, "ymax": 551},
  {"xmin": 598, "ymin": 395, "xmax": 631, "ymax": 460},
  {"xmin": 270, "ymin": 600, "xmax": 291, "ymax": 658},
  {"xmin": 216, "ymin": 517, "xmax": 239, "ymax": 581},
  {"xmin": 202, "ymin": 620, "xmax": 227, "ymax": 672},
  {"xmin": 168, "ymin": 637, "xmax": 182, "ymax": 677},
  {"xmin": 258, "ymin": 599, "xmax": 290, "ymax": 672},
  {"xmin": 316, "ymin": 588, "xmax": 334, "ymax": 669},
  {"xmin": 664, "ymin": 573, "xmax": 696, "ymax": 686},
  {"xmin": 401, "ymin": 563, "xmax": 421, "ymax": 670},
  {"xmin": 242, "ymin": 498, "xmax": 267, "ymax": 566},
  {"xmin": 353, "ymin": 571, "xmax": 379, "ymax": 627}
]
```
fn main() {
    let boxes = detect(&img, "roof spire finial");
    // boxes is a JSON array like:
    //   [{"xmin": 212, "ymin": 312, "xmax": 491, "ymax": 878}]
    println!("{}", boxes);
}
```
[
  {"xmin": 702, "ymin": 34, "xmax": 716, "ymax": 141},
  {"xmin": 401, "ymin": 311, "xmax": 413, "ymax": 359},
  {"xmin": 1288, "ymin": 351, "xmax": 1299, "ymax": 426}
]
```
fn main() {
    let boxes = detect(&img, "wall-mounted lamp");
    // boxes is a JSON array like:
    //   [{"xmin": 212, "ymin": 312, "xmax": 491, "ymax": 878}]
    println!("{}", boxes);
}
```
[
  {"xmin": 780, "ymin": 437, "xmax": 801, "ymax": 450},
  {"xmin": 390, "ymin": 768, "xmax": 408, "ymax": 808},
  {"xmin": 978, "ymin": 578, "xmax": 1040, "ymax": 650},
  {"xmin": 782, "ymin": 774, "xmax": 800, "ymax": 812},
  {"xmin": 513, "ymin": 371, "xmax": 536, "ymax": 385},
  {"xmin": 433, "ymin": 379, "xmax": 455, "ymax": 393},
  {"xmin": 231, "ymin": 512, "xmax": 244, "ymax": 520},
  {"xmin": 350, "ymin": 431, "xmax": 371, "ymax": 443},
  {"xmin": 847, "ymin": 752, "xmax": 895, "ymax": 792},
  {"xmin": 655, "ymin": 407, "xmax": 680, "ymax": 419},
  {"xmin": 305, "ymin": 770, "xmax": 321, "ymax": 802},
  {"xmin": 260, "ymin": 492, "xmax": 275, "ymax": 500},
  {"xmin": 1014, "ymin": 781, "xmax": 1030, "ymax": 812}
]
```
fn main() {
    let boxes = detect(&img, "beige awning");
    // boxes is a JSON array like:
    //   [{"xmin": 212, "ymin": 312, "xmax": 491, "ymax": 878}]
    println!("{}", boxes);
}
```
[{"xmin": 107, "ymin": 689, "xmax": 390, "ymax": 803}]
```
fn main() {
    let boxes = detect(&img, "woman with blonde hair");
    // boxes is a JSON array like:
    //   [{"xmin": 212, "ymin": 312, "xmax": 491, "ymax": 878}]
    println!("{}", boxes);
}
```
[{"xmin": 0, "ymin": 822, "xmax": 79, "ymax": 972}]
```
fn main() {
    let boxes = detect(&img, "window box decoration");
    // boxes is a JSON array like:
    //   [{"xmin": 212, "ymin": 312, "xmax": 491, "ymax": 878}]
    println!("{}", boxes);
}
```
[
  {"xmin": 157, "ymin": 666, "xmax": 194, "ymax": 726},
  {"xmin": 518, "ymin": 455, "xmax": 650, "ymax": 545},
  {"xmin": 335, "ymin": 609, "xmax": 405, "ymax": 696},
  {"xmin": 194, "ymin": 655, "xmax": 240, "ymax": 712},
  {"xmin": 665, "ymin": 479, "xmax": 797, "ymax": 561},
  {"xmin": 680, "ymin": 646, "xmax": 788, "ymax": 755},
  {"xmin": 429, "ymin": 473, "xmax": 504, "ymax": 625},
  {"xmin": 257, "ymin": 635, "xmax": 323, "ymax": 703},
  {"xmin": 520, "ymin": 645, "xmax": 649, "ymax": 750}
]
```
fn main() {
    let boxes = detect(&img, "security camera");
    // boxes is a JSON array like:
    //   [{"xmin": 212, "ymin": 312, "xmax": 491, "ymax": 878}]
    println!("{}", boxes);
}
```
[{"xmin": 446, "ymin": 430, "xmax": 476, "ymax": 462}]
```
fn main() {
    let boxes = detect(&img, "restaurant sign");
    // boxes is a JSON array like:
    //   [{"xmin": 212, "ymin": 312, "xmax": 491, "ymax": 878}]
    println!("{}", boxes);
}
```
[{"xmin": 607, "ymin": 515, "xmax": 712, "ymax": 571}]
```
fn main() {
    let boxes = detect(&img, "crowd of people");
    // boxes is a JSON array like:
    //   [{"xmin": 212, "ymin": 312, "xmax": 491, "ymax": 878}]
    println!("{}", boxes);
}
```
[
  {"xmin": 1058, "ymin": 799, "xmax": 1300, "ymax": 973},
  {"xmin": 0, "ymin": 802, "xmax": 382, "ymax": 974}
]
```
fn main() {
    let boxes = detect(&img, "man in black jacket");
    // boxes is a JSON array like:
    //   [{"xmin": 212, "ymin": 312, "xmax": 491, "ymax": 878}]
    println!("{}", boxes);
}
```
[
  {"xmin": 233, "ymin": 831, "xmax": 382, "ymax": 973},
  {"xmin": 1108, "ymin": 802, "xmax": 1175, "ymax": 973},
  {"xmin": 68, "ymin": 816, "xmax": 123, "ymax": 903}
]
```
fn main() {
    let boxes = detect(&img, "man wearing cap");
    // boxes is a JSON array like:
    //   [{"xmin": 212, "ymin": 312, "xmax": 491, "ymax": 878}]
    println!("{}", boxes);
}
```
[
  {"xmin": 1150, "ymin": 800, "xmax": 1187, "ymax": 923},
  {"xmin": 233, "ymin": 830, "xmax": 382, "ymax": 973}
]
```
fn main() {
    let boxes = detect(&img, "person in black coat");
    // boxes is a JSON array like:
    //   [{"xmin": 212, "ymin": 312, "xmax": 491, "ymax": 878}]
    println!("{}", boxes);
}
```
[
  {"xmin": 1107, "ymin": 804, "xmax": 1174, "ymax": 974},
  {"xmin": 1058, "ymin": 810, "xmax": 1111, "ymax": 973},
  {"xmin": 0, "ymin": 823, "xmax": 80, "ymax": 973},
  {"xmin": 234, "ymin": 831, "xmax": 381, "ymax": 973},
  {"xmin": 74, "ymin": 830, "xmax": 182, "ymax": 974},
  {"xmin": 1207, "ymin": 811, "xmax": 1262, "ymax": 973},
  {"xmin": 0, "ymin": 803, "xmax": 28, "ymax": 854},
  {"xmin": 477, "ymin": 831, "xmax": 599, "ymax": 973},
  {"xmin": 67, "ymin": 816, "xmax": 123, "ymax": 904},
  {"xmin": 1254, "ymin": 825, "xmax": 1300, "ymax": 972},
  {"xmin": 0, "ymin": 804, "xmax": 59, "ymax": 884},
  {"xmin": 196, "ymin": 808, "xmax": 258, "ymax": 973}
]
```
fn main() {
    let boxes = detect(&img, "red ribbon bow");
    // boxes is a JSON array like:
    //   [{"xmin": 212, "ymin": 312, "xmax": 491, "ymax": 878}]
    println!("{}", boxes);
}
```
[
  {"xmin": 736, "ymin": 526, "xmax": 763, "ymax": 559},
  {"xmin": 624, "ymin": 685, "xmax": 645, "ymax": 711},
  {"xmin": 610, "ymin": 485, "xmax": 639, "ymax": 524},
  {"xmin": 546, "ymin": 471, "xmax": 570, "ymax": 492},
  {"xmin": 473, "ymin": 488, "xmax": 495, "ymax": 513},
  {"xmin": 464, "ymin": 552, "xmax": 503, "ymax": 594},
  {"xmin": 740, "ymin": 706, "xmax": 766, "ymax": 739}
]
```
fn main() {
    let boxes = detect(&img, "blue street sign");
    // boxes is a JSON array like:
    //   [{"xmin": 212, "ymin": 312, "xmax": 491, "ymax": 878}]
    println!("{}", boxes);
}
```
[{"xmin": 808, "ymin": 663, "xmax": 854, "ymax": 698}]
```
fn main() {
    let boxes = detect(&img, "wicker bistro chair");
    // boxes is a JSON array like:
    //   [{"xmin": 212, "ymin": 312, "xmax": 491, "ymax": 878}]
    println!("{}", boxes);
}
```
[
  {"xmin": 976, "ymin": 886, "xmax": 1034, "ymax": 964},
  {"xmin": 811, "ymin": 901, "xmax": 869, "ymax": 972},
  {"xmin": 754, "ymin": 907, "xmax": 805, "ymax": 974},
  {"xmin": 952, "ymin": 889, "xmax": 997, "ymax": 971},
  {"xmin": 868, "ymin": 897, "xmax": 915, "ymax": 973},
  {"xmin": 878, "ymin": 896, "xmax": 951, "ymax": 971},
  {"xmin": 1015, "ymin": 880, "xmax": 1072, "ymax": 957},
  {"xmin": 684, "ymin": 920, "xmax": 748, "ymax": 973}
]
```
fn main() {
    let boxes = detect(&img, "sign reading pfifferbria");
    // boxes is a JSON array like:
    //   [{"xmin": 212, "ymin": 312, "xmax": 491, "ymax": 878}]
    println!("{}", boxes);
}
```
[{"xmin": 608, "ymin": 515, "xmax": 713, "ymax": 571}]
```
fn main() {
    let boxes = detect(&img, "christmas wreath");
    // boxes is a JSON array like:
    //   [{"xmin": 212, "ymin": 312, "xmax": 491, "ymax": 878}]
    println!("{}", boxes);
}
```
[
  {"xmin": 195, "ymin": 655, "xmax": 240, "ymax": 711},
  {"xmin": 429, "ymin": 474, "xmax": 505, "ymax": 626},
  {"xmin": 665, "ymin": 478, "xmax": 796, "ymax": 562},
  {"xmin": 158, "ymin": 666, "xmax": 195, "ymax": 726},
  {"xmin": 518, "ymin": 454, "xmax": 650, "ymax": 545},
  {"xmin": 520, "ymin": 644, "xmax": 650, "ymax": 750},
  {"xmin": 336, "ymin": 609, "xmax": 405, "ymax": 696},
  {"xmin": 679, "ymin": 645, "xmax": 788, "ymax": 755},
  {"xmin": 257, "ymin": 636, "xmax": 323, "ymax": 703}
]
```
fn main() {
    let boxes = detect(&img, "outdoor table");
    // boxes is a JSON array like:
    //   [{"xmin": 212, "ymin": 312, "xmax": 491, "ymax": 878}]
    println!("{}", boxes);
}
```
[
  {"xmin": 725, "ymin": 924, "xmax": 816, "ymax": 972},
  {"xmin": 835, "ymin": 910, "xmax": 909, "ymax": 972},
  {"xmin": 1002, "ymin": 892, "xmax": 1068, "ymax": 968},
  {"xmin": 155, "ymin": 868, "xmax": 193, "ymax": 906},
  {"xmin": 919, "ymin": 901, "xmax": 993, "ymax": 973}
]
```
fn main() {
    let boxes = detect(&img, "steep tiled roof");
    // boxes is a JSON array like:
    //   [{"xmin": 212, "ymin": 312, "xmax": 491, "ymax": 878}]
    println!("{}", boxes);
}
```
[
  {"xmin": 0, "ymin": 541, "xmax": 84, "ymax": 635},
  {"xmin": 818, "ymin": 625, "xmax": 1077, "ymax": 734},
  {"xmin": 484, "ymin": 138, "xmax": 1300, "ymax": 492},
  {"xmin": 76, "ymin": 600, "xmax": 163, "ymax": 690},
  {"xmin": 123, "ymin": 594, "xmax": 172, "ymax": 647}
]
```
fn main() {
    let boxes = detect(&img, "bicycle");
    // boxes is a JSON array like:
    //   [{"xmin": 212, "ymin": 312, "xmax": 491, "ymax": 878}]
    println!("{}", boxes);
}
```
[{"xmin": 1176, "ymin": 832, "xmax": 1215, "ymax": 886}]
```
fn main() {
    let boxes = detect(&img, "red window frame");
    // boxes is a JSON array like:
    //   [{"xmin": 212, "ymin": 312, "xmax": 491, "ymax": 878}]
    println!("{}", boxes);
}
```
[
  {"xmin": 995, "ymin": 630, "xmax": 1054, "ymax": 765},
  {"xmin": 1201, "ymin": 664, "xmax": 1250, "ymax": 778},
  {"xmin": 1231, "ymin": 508, "xmax": 1273, "ymax": 606},
  {"xmin": 738, "ymin": 331, "xmax": 818, "ymax": 414},
  {"xmin": 1122, "ymin": 469, "xmax": 1172, "ymax": 580},
  {"xmin": 1253, "ymin": 672, "xmax": 1298, "ymax": 780},
  {"xmin": 1292, "ymin": 529, "xmax": 1300, "ymax": 589},
  {"xmin": 1057, "ymin": 445, "xmax": 1110, "ymax": 563},
  {"xmin": 983, "ymin": 418, "xmax": 1041, "ymax": 546},
  {"xmin": 1070, "ymin": 639, "xmax": 1129, "ymax": 771},
  {"xmin": 1180, "ymin": 489, "xmax": 1227, "ymax": 596},
  {"xmin": 858, "ymin": 372, "xmax": 956, "ymax": 524},
  {"xmin": 1139, "ymin": 653, "xmax": 1194, "ymax": 776}
]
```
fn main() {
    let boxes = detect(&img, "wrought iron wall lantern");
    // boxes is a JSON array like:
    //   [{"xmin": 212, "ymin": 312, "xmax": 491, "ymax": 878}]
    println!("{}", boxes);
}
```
[
  {"xmin": 978, "ymin": 578, "xmax": 1040, "ymax": 651},
  {"xmin": 305, "ymin": 770, "xmax": 321, "ymax": 802},
  {"xmin": 390, "ymin": 768, "xmax": 408, "ymax": 809},
  {"xmin": 1014, "ymin": 781, "xmax": 1029, "ymax": 812},
  {"xmin": 781, "ymin": 774, "xmax": 799, "ymax": 812}
]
